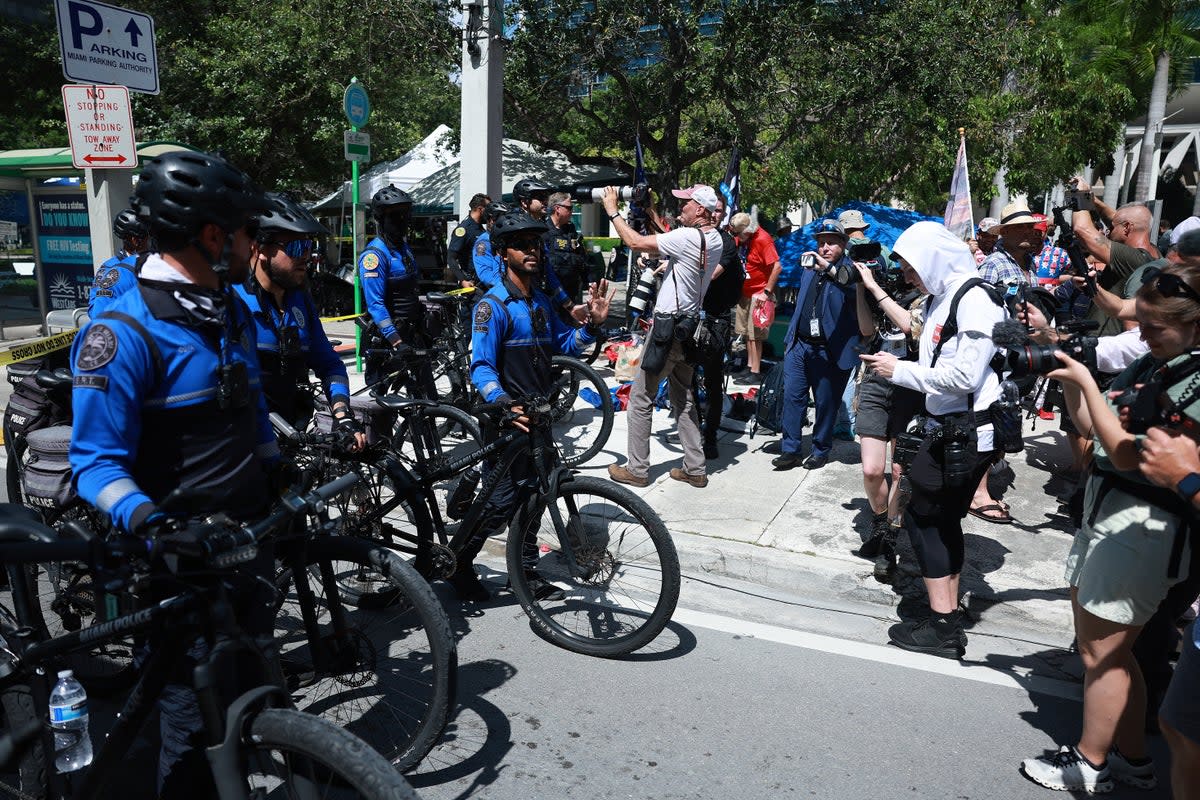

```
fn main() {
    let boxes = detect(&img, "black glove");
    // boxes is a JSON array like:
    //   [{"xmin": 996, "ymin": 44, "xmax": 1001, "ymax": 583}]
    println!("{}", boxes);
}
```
[{"xmin": 334, "ymin": 414, "xmax": 365, "ymax": 450}]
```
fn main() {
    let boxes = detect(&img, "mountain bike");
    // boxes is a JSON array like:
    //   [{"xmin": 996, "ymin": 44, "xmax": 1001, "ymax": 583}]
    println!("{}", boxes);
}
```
[{"xmin": 0, "ymin": 476, "xmax": 422, "ymax": 799}]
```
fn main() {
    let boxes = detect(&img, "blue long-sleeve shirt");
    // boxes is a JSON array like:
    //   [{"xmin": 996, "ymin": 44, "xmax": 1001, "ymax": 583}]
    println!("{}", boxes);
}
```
[
  {"xmin": 470, "ymin": 278, "xmax": 594, "ymax": 404},
  {"xmin": 235, "ymin": 282, "xmax": 350, "ymax": 414},
  {"xmin": 70, "ymin": 261, "xmax": 278, "ymax": 533},
  {"xmin": 358, "ymin": 236, "xmax": 421, "ymax": 343},
  {"xmin": 88, "ymin": 253, "xmax": 140, "ymax": 317}
]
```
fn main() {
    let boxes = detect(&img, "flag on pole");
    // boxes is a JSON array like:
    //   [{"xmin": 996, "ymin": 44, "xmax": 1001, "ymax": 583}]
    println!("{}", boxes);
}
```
[
  {"xmin": 628, "ymin": 131, "xmax": 649, "ymax": 234},
  {"xmin": 943, "ymin": 130, "xmax": 974, "ymax": 239},
  {"xmin": 719, "ymin": 147, "xmax": 740, "ymax": 227}
]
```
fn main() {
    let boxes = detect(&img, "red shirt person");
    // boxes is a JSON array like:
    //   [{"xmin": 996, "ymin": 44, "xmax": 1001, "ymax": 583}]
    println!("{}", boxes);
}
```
[{"xmin": 729, "ymin": 213, "xmax": 781, "ymax": 380}]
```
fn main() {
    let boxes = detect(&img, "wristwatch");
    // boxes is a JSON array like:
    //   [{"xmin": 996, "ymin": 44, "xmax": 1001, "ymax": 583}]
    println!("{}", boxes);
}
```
[{"xmin": 1177, "ymin": 472, "xmax": 1200, "ymax": 502}]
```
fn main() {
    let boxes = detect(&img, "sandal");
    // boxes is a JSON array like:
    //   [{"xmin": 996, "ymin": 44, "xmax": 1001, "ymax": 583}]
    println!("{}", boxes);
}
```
[{"xmin": 969, "ymin": 503, "xmax": 1013, "ymax": 524}]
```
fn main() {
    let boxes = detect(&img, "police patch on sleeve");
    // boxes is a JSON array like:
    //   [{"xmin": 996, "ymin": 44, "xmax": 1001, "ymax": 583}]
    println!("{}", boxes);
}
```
[
  {"xmin": 292, "ymin": 306, "xmax": 306, "ymax": 328},
  {"xmin": 96, "ymin": 268, "xmax": 120, "ymax": 289},
  {"xmin": 454, "ymin": 226, "xmax": 466, "ymax": 238},
  {"xmin": 474, "ymin": 303, "xmax": 493, "ymax": 325},
  {"xmin": 75, "ymin": 324, "xmax": 118, "ymax": 371},
  {"xmin": 361, "ymin": 253, "xmax": 380, "ymax": 271},
  {"xmin": 474, "ymin": 241, "xmax": 487, "ymax": 256}
]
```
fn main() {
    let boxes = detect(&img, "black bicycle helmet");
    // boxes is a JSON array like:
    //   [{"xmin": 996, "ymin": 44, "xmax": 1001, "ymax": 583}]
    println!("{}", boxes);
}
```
[
  {"xmin": 256, "ymin": 192, "xmax": 329, "ymax": 238},
  {"xmin": 131, "ymin": 151, "xmax": 265, "ymax": 244},
  {"xmin": 370, "ymin": 184, "xmax": 412, "ymax": 221},
  {"xmin": 112, "ymin": 208, "xmax": 146, "ymax": 240},
  {"xmin": 512, "ymin": 178, "xmax": 552, "ymax": 203},
  {"xmin": 484, "ymin": 201, "xmax": 511, "ymax": 222},
  {"xmin": 490, "ymin": 211, "xmax": 547, "ymax": 246}
]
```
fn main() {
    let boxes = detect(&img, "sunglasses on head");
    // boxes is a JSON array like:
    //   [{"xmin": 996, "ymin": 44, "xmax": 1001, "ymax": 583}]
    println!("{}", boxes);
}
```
[{"xmin": 1144, "ymin": 267, "xmax": 1200, "ymax": 305}]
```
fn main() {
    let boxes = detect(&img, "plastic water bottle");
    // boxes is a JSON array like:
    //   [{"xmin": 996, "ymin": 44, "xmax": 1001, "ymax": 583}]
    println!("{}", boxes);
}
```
[
  {"xmin": 48, "ymin": 670, "xmax": 92, "ymax": 773},
  {"xmin": 446, "ymin": 466, "xmax": 481, "ymax": 520}
]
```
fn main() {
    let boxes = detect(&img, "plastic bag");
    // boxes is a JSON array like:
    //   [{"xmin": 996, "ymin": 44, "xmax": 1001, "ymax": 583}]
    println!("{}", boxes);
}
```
[
  {"xmin": 752, "ymin": 295, "xmax": 776, "ymax": 329},
  {"xmin": 614, "ymin": 336, "xmax": 645, "ymax": 382}
]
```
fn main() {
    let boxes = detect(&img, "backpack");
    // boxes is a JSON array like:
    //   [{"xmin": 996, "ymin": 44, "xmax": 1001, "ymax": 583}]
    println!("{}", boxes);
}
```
[
  {"xmin": 751, "ymin": 359, "xmax": 786, "ymax": 436},
  {"xmin": 702, "ymin": 230, "xmax": 745, "ymax": 316}
]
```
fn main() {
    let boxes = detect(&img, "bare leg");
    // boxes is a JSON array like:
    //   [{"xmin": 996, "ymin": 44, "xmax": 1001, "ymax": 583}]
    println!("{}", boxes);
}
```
[
  {"xmin": 1072, "ymin": 589, "xmax": 1146, "ymax": 765},
  {"xmin": 925, "ymin": 575, "xmax": 958, "ymax": 615},
  {"xmin": 860, "ymin": 436, "xmax": 889, "ymax": 514},
  {"xmin": 747, "ymin": 338, "xmax": 762, "ymax": 374}
]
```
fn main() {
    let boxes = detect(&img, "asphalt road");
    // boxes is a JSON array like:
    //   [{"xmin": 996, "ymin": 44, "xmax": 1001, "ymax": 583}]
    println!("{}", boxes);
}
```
[{"xmin": 404, "ymin": 565, "xmax": 1175, "ymax": 800}]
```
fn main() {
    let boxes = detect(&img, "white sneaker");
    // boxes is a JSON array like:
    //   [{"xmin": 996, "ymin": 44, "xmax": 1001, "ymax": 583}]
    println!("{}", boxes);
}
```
[
  {"xmin": 1020, "ymin": 746, "xmax": 1114, "ymax": 793},
  {"xmin": 1108, "ymin": 748, "xmax": 1157, "ymax": 789}
]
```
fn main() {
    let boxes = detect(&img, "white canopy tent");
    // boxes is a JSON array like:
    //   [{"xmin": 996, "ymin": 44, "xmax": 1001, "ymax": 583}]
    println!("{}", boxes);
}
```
[{"xmin": 310, "ymin": 124, "xmax": 456, "ymax": 213}]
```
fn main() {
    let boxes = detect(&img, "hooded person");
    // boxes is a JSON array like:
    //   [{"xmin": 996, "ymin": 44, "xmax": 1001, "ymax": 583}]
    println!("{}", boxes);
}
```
[{"xmin": 859, "ymin": 220, "xmax": 1006, "ymax": 659}]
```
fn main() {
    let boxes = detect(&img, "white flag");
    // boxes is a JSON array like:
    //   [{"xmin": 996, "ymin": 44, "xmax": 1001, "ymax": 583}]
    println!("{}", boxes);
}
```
[{"xmin": 943, "ymin": 136, "xmax": 974, "ymax": 239}]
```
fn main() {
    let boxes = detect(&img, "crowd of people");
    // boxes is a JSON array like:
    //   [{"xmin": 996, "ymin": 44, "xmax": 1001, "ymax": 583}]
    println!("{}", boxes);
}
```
[{"xmin": 18, "ymin": 156, "xmax": 1196, "ymax": 797}]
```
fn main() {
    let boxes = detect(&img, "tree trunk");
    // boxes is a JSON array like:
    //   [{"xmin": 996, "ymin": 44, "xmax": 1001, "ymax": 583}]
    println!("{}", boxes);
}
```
[{"xmin": 1135, "ymin": 49, "xmax": 1171, "ymax": 202}]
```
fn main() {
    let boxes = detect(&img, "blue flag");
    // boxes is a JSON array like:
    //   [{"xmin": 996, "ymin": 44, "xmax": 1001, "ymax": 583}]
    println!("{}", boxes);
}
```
[{"xmin": 719, "ymin": 147, "xmax": 740, "ymax": 227}]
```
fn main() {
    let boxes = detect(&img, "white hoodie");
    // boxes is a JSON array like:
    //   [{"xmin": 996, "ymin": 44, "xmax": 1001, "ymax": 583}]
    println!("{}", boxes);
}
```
[{"xmin": 890, "ymin": 221, "xmax": 1004, "ymax": 451}]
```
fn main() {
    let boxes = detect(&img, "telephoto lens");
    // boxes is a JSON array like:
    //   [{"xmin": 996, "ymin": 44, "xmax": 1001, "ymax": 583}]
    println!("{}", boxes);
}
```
[
  {"xmin": 576, "ymin": 183, "xmax": 650, "ymax": 204},
  {"xmin": 939, "ymin": 425, "xmax": 973, "ymax": 488},
  {"xmin": 627, "ymin": 265, "xmax": 658, "ymax": 317}
]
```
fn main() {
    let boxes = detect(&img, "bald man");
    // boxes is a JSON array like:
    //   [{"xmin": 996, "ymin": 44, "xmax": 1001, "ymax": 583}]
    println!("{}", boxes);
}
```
[{"xmin": 1070, "ymin": 177, "xmax": 1158, "ymax": 336}]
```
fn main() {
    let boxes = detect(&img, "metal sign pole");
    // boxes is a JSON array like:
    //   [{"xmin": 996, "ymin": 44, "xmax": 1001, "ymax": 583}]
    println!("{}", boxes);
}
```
[{"xmin": 352, "ymin": 122, "xmax": 362, "ymax": 372}]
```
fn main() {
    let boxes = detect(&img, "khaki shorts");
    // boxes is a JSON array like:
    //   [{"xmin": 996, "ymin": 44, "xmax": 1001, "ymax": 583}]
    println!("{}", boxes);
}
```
[
  {"xmin": 734, "ymin": 295, "xmax": 769, "ymax": 340},
  {"xmin": 1064, "ymin": 474, "xmax": 1191, "ymax": 626}
]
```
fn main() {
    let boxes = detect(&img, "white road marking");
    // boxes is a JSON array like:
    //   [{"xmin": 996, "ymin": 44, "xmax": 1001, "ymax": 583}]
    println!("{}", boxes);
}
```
[{"xmin": 673, "ymin": 606, "xmax": 1082, "ymax": 701}]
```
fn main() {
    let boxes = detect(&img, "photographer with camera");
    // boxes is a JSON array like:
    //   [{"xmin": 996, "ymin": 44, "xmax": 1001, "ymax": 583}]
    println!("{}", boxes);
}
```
[
  {"xmin": 1068, "ymin": 177, "xmax": 1157, "ymax": 336},
  {"xmin": 604, "ymin": 183, "xmax": 724, "ymax": 489},
  {"xmin": 1018, "ymin": 264, "xmax": 1200, "ymax": 793},
  {"xmin": 859, "ymin": 221, "xmax": 1006, "ymax": 659},
  {"xmin": 852, "ymin": 250, "xmax": 924, "ymax": 581},
  {"xmin": 772, "ymin": 219, "xmax": 863, "ymax": 471}
]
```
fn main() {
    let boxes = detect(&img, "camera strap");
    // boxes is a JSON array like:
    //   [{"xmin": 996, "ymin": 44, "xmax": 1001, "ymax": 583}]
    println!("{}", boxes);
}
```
[{"xmin": 928, "ymin": 277, "xmax": 1005, "ymax": 428}]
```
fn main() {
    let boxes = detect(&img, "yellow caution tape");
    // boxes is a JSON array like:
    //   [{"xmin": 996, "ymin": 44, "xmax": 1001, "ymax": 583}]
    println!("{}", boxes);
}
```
[
  {"xmin": 0, "ymin": 330, "xmax": 79, "ymax": 367},
  {"xmin": 319, "ymin": 313, "xmax": 363, "ymax": 323},
  {"xmin": 446, "ymin": 286, "xmax": 478, "ymax": 296}
]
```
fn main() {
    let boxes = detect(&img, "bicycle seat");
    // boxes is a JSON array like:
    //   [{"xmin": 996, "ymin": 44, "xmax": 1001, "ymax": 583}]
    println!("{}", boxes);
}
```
[
  {"xmin": 34, "ymin": 368, "xmax": 73, "ymax": 392},
  {"xmin": 373, "ymin": 395, "xmax": 438, "ymax": 413}
]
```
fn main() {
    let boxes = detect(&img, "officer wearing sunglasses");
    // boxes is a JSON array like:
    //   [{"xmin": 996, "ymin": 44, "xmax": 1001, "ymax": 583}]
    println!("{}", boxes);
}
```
[{"xmin": 235, "ymin": 192, "xmax": 365, "ymax": 450}]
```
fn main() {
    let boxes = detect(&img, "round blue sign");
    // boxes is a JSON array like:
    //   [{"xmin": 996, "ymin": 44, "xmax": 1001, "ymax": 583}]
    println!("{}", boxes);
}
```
[{"xmin": 344, "ymin": 82, "xmax": 371, "ymax": 128}]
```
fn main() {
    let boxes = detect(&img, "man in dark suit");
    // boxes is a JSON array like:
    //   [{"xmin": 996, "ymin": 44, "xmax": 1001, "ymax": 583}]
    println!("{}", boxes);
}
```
[{"xmin": 773, "ymin": 219, "xmax": 863, "ymax": 470}]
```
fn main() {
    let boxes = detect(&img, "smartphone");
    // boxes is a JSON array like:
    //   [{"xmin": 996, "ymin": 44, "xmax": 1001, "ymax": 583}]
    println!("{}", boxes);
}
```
[{"xmin": 801, "ymin": 253, "xmax": 816, "ymax": 268}]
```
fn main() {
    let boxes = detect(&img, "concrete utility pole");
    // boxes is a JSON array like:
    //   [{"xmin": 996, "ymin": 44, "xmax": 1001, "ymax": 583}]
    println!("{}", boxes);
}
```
[
  {"xmin": 457, "ymin": 0, "xmax": 504, "ymax": 218},
  {"xmin": 84, "ymin": 167, "xmax": 132, "ymax": 266}
]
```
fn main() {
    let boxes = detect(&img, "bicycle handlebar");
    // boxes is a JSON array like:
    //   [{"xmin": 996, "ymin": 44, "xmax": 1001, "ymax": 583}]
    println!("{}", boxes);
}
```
[{"xmin": 269, "ymin": 412, "xmax": 350, "ymax": 449}]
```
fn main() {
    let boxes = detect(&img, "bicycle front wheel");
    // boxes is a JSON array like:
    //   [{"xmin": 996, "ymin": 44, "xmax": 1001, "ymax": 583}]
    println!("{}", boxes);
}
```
[
  {"xmin": 507, "ymin": 475, "xmax": 680, "ymax": 657},
  {"xmin": 548, "ymin": 355, "xmax": 614, "ymax": 467},
  {"xmin": 243, "ymin": 708, "xmax": 422, "ymax": 799},
  {"xmin": 274, "ymin": 536, "xmax": 456, "ymax": 772}
]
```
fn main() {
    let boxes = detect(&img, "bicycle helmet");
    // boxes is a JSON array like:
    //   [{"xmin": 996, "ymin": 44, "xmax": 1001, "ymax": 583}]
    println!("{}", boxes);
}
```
[
  {"xmin": 484, "ymin": 201, "xmax": 511, "ymax": 222},
  {"xmin": 370, "ymin": 184, "xmax": 412, "ymax": 221},
  {"xmin": 512, "ymin": 178, "xmax": 552, "ymax": 203},
  {"xmin": 112, "ymin": 208, "xmax": 146, "ymax": 240},
  {"xmin": 490, "ymin": 211, "xmax": 547, "ymax": 246},
  {"xmin": 131, "ymin": 151, "xmax": 265, "ymax": 246},
  {"xmin": 256, "ymin": 192, "xmax": 329, "ymax": 238}
]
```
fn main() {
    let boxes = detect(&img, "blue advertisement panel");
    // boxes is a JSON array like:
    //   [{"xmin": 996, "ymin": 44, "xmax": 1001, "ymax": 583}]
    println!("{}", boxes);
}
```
[{"xmin": 34, "ymin": 195, "xmax": 93, "ymax": 310}]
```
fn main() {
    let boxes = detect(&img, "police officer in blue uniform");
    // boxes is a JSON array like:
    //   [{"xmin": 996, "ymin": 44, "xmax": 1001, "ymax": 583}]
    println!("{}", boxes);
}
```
[
  {"xmin": 456, "ymin": 211, "xmax": 610, "ymax": 601},
  {"xmin": 68, "ymin": 150, "xmax": 278, "ymax": 795},
  {"xmin": 359, "ymin": 184, "xmax": 433, "ymax": 392},
  {"xmin": 236, "ymin": 192, "xmax": 365, "ymax": 448},
  {"xmin": 471, "ymin": 200, "xmax": 512, "ymax": 290},
  {"xmin": 447, "ymin": 192, "xmax": 490, "ymax": 288},
  {"xmin": 88, "ymin": 208, "xmax": 149, "ymax": 317}
]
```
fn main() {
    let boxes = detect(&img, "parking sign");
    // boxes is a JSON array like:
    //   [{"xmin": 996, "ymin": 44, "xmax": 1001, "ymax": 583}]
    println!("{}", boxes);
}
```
[{"xmin": 55, "ymin": 0, "xmax": 159, "ymax": 94}]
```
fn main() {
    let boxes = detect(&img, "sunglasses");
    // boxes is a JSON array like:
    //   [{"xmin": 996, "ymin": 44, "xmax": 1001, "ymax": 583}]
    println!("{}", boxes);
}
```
[
  {"xmin": 262, "ymin": 238, "xmax": 317, "ymax": 259},
  {"xmin": 506, "ymin": 236, "xmax": 543, "ymax": 252},
  {"xmin": 1144, "ymin": 267, "xmax": 1200, "ymax": 305}
]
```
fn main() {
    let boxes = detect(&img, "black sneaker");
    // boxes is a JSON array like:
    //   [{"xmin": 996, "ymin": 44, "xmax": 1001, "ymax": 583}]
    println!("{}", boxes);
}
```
[
  {"xmin": 524, "ymin": 576, "xmax": 565, "ymax": 602},
  {"xmin": 873, "ymin": 543, "xmax": 897, "ymax": 583},
  {"xmin": 888, "ymin": 616, "xmax": 964, "ymax": 660},
  {"xmin": 448, "ymin": 568, "xmax": 491, "ymax": 602}
]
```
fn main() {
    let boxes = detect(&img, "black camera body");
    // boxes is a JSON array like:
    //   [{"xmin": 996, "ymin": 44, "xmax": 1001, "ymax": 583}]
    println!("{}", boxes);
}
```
[
  {"xmin": 932, "ymin": 421, "xmax": 973, "ymax": 488},
  {"xmin": 1063, "ymin": 189, "xmax": 1095, "ymax": 213},
  {"xmin": 1004, "ymin": 337, "xmax": 1099, "ymax": 378},
  {"xmin": 848, "ymin": 241, "xmax": 882, "ymax": 263}
]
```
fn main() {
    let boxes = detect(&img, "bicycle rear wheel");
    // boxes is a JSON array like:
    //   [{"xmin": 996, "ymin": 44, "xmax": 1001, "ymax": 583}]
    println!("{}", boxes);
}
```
[
  {"xmin": 243, "ymin": 708, "xmax": 422, "ymax": 799},
  {"xmin": 507, "ymin": 475, "xmax": 680, "ymax": 657},
  {"xmin": 274, "ymin": 536, "xmax": 456, "ymax": 772},
  {"xmin": 548, "ymin": 355, "xmax": 614, "ymax": 467}
]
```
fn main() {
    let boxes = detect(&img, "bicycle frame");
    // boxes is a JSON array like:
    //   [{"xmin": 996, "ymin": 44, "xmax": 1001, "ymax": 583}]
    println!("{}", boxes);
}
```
[{"xmin": 1, "ymin": 575, "xmax": 289, "ymax": 800}]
